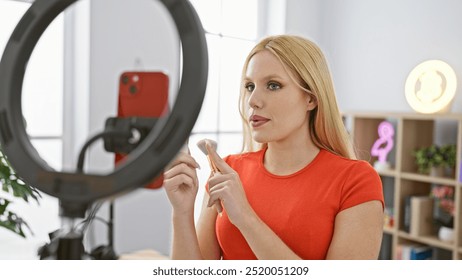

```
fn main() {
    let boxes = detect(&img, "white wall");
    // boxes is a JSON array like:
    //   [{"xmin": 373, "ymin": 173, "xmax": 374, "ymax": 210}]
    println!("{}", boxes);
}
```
[
  {"xmin": 285, "ymin": 0, "xmax": 462, "ymax": 113},
  {"xmin": 83, "ymin": 0, "xmax": 180, "ymax": 256},
  {"xmin": 285, "ymin": 0, "xmax": 322, "ymax": 43}
]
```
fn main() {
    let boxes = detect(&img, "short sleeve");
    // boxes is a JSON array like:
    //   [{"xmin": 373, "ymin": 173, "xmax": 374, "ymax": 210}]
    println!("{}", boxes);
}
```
[{"xmin": 339, "ymin": 160, "xmax": 384, "ymax": 211}]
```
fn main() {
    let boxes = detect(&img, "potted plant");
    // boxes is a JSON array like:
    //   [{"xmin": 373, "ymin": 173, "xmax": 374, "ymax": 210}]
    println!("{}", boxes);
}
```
[
  {"xmin": 0, "ymin": 145, "xmax": 40, "ymax": 237},
  {"xmin": 440, "ymin": 144, "xmax": 456, "ymax": 176},
  {"xmin": 413, "ymin": 144, "xmax": 444, "ymax": 175}
]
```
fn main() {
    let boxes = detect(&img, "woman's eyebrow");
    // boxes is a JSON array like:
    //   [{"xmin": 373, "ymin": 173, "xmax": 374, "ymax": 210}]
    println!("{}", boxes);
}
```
[{"xmin": 244, "ymin": 74, "xmax": 284, "ymax": 81}]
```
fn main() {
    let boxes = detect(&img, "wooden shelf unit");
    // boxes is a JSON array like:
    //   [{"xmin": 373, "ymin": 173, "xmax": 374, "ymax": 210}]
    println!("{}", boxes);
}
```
[{"xmin": 344, "ymin": 112, "xmax": 462, "ymax": 260}]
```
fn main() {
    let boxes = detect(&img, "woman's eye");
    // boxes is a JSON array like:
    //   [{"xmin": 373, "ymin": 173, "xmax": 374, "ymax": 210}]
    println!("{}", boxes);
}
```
[
  {"xmin": 268, "ymin": 82, "xmax": 281, "ymax": 90},
  {"xmin": 245, "ymin": 83, "xmax": 255, "ymax": 92}
]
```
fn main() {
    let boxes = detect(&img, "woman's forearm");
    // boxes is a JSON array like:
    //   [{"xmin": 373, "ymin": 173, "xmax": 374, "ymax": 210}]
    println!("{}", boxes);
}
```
[
  {"xmin": 171, "ymin": 211, "xmax": 203, "ymax": 260},
  {"xmin": 238, "ymin": 212, "xmax": 302, "ymax": 260}
]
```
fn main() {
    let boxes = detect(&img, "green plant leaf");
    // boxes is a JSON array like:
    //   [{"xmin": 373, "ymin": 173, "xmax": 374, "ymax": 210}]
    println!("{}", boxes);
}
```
[
  {"xmin": 2, "ymin": 182, "xmax": 9, "ymax": 192},
  {"xmin": 0, "ymin": 145, "xmax": 40, "ymax": 238},
  {"xmin": 413, "ymin": 144, "xmax": 455, "ymax": 173},
  {"xmin": 0, "ymin": 198, "xmax": 11, "ymax": 215},
  {"xmin": 0, "ymin": 210, "xmax": 31, "ymax": 238},
  {"xmin": 0, "ymin": 164, "xmax": 11, "ymax": 180}
]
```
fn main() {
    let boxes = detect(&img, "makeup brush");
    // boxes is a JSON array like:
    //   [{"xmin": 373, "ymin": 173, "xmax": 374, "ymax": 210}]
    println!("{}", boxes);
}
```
[
  {"xmin": 196, "ymin": 139, "xmax": 222, "ymax": 214},
  {"xmin": 197, "ymin": 139, "xmax": 218, "ymax": 173}
]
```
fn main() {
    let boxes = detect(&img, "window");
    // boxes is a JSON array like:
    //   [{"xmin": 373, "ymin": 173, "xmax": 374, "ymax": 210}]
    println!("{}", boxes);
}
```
[
  {"xmin": 0, "ymin": 1, "xmax": 64, "ymax": 169},
  {"xmin": 0, "ymin": 0, "xmax": 62, "ymax": 259},
  {"xmin": 188, "ymin": 0, "xmax": 260, "ymax": 220}
]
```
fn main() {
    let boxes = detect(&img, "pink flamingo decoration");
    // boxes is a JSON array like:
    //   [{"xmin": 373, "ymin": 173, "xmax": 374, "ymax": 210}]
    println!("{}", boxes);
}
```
[{"xmin": 371, "ymin": 121, "xmax": 394, "ymax": 169}]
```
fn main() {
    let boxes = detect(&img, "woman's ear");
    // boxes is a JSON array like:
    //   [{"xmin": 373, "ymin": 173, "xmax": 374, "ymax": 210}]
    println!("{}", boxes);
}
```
[{"xmin": 306, "ymin": 94, "xmax": 318, "ymax": 111}]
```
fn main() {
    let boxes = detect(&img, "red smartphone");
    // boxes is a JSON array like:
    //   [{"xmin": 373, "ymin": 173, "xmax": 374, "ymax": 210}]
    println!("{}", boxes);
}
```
[{"xmin": 116, "ymin": 71, "xmax": 169, "ymax": 189}]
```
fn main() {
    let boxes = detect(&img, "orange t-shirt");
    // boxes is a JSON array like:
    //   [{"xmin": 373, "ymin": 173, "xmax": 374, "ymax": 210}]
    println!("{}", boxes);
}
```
[{"xmin": 215, "ymin": 148, "xmax": 384, "ymax": 260}]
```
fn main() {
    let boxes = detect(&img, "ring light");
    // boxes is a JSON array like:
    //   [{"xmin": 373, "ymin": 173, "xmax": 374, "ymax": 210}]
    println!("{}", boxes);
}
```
[
  {"xmin": 0, "ymin": 0, "xmax": 208, "ymax": 218},
  {"xmin": 405, "ymin": 60, "xmax": 457, "ymax": 114}
]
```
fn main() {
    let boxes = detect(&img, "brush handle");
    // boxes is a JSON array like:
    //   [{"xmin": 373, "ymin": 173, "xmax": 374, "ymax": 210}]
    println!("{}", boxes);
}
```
[
  {"xmin": 207, "ymin": 155, "xmax": 223, "ymax": 214},
  {"xmin": 206, "ymin": 155, "xmax": 218, "ymax": 173}
]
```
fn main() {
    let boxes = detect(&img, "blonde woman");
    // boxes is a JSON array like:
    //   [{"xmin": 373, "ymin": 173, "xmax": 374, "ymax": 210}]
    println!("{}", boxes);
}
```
[{"xmin": 163, "ymin": 35, "xmax": 384, "ymax": 260}]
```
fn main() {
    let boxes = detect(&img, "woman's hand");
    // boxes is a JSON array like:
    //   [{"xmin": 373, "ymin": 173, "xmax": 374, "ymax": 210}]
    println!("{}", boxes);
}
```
[
  {"xmin": 206, "ymin": 143, "xmax": 255, "ymax": 228},
  {"xmin": 163, "ymin": 149, "xmax": 200, "ymax": 215}
]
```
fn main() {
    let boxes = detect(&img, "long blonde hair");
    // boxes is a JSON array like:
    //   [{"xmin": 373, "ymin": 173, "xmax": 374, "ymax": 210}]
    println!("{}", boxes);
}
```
[{"xmin": 239, "ymin": 35, "xmax": 356, "ymax": 159}]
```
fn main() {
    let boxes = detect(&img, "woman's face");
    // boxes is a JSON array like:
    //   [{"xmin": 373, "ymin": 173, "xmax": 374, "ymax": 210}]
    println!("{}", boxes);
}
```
[{"xmin": 244, "ymin": 50, "xmax": 316, "ymax": 145}]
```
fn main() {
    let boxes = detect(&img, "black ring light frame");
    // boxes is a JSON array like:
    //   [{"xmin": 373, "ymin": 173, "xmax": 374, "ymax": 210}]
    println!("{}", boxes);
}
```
[{"xmin": 0, "ymin": 0, "xmax": 208, "ymax": 218}]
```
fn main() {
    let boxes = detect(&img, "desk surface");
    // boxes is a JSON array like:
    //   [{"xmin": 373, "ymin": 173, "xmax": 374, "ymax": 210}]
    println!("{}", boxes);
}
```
[{"xmin": 119, "ymin": 249, "xmax": 169, "ymax": 260}]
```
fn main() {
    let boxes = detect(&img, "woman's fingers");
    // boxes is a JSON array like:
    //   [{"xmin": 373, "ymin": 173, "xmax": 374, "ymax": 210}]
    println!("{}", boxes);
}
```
[
  {"xmin": 165, "ymin": 162, "xmax": 197, "ymax": 180},
  {"xmin": 208, "ymin": 172, "xmax": 235, "ymax": 187},
  {"xmin": 214, "ymin": 202, "xmax": 223, "ymax": 214},
  {"xmin": 164, "ymin": 152, "xmax": 200, "ymax": 188},
  {"xmin": 205, "ymin": 142, "xmax": 233, "ymax": 174},
  {"xmin": 165, "ymin": 151, "xmax": 200, "ymax": 171},
  {"xmin": 163, "ymin": 173, "xmax": 195, "ymax": 189},
  {"xmin": 207, "ymin": 182, "xmax": 228, "ymax": 207},
  {"xmin": 207, "ymin": 171, "xmax": 242, "ymax": 213}
]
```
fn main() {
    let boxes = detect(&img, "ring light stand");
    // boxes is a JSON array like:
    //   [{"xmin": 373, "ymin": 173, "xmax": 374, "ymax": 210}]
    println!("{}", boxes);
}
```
[{"xmin": 0, "ymin": 0, "xmax": 207, "ymax": 259}]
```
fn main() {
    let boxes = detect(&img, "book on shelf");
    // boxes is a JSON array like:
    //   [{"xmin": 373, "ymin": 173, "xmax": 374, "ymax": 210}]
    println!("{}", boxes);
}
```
[
  {"xmin": 402, "ymin": 195, "xmax": 434, "ymax": 236},
  {"xmin": 410, "ymin": 246, "xmax": 433, "ymax": 260},
  {"xmin": 403, "ymin": 196, "xmax": 411, "ymax": 232},
  {"xmin": 410, "ymin": 196, "xmax": 434, "ymax": 237},
  {"xmin": 396, "ymin": 243, "xmax": 433, "ymax": 260}
]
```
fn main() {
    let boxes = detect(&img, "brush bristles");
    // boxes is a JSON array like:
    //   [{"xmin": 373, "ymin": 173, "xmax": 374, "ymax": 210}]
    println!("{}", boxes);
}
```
[{"xmin": 196, "ymin": 139, "xmax": 217, "ymax": 155}]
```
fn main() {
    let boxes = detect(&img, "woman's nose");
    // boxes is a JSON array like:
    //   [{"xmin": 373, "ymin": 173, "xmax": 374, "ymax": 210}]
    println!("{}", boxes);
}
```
[{"xmin": 248, "ymin": 88, "xmax": 262, "ymax": 109}]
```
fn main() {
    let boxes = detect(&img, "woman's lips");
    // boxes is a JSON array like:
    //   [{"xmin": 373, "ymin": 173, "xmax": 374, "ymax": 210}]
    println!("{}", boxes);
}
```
[{"xmin": 249, "ymin": 115, "xmax": 270, "ymax": 128}]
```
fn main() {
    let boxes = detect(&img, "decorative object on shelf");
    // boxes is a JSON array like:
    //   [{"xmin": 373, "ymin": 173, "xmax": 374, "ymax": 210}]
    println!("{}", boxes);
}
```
[
  {"xmin": 413, "ymin": 144, "xmax": 456, "ymax": 176},
  {"xmin": 0, "ymin": 145, "xmax": 40, "ymax": 238},
  {"xmin": 430, "ymin": 185, "xmax": 454, "ymax": 232},
  {"xmin": 440, "ymin": 144, "xmax": 456, "ymax": 177},
  {"xmin": 437, "ymin": 226, "xmax": 454, "ymax": 242},
  {"xmin": 371, "ymin": 121, "xmax": 394, "ymax": 171},
  {"xmin": 405, "ymin": 60, "xmax": 457, "ymax": 114},
  {"xmin": 413, "ymin": 144, "xmax": 444, "ymax": 174},
  {"xmin": 383, "ymin": 207, "xmax": 394, "ymax": 228}
]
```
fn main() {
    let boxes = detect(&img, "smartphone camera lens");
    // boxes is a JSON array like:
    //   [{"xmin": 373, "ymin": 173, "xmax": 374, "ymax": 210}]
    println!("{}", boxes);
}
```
[
  {"xmin": 129, "ymin": 85, "xmax": 137, "ymax": 94},
  {"xmin": 122, "ymin": 75, "xmax": 129, "ymax": 84}
]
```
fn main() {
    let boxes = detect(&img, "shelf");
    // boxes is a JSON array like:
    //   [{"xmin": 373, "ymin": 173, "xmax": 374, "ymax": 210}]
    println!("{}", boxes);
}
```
[
  {"xmin": 345, "ymin": 112, "xmax": 462, "ymax": 260},
  {"xmin": 377, "ymin": 169, "xmax": 398, "ymax": 177},
  {"xmin": 398, "ymin": 231, "xmax": 454, "ymax": 251},
  {"xmin": 383, "ymin": 226, "xmax": 395, "ymax": 234},
  {"xmin": 345, "ymin": 111, "xmax": 462, "ymax": 121},
  {"xmin": 401, "ymin": 172, "xmax": 457, "ymax": 185}
]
